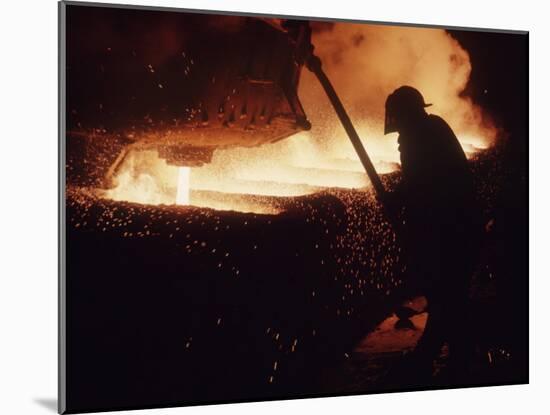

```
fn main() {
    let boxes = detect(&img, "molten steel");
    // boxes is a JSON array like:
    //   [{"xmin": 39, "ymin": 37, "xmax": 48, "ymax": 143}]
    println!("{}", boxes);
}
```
[
  {"xmin": 102, "ymin": 23, "xmax": 497, "ymax": 213},
  {"xmin": 176, "ymin": 167, "xmax": 191, "ymax": 206}
]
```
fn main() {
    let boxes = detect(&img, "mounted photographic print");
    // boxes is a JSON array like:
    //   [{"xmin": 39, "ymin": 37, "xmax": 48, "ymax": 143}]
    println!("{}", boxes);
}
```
[{"xmin": 58, "ymin": 1, "xmax": 529, "ymax": 413}]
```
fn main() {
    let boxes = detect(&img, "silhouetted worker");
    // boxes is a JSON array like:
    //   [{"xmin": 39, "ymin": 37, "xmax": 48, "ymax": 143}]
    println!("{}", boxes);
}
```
[{"xmin": 382, "ymin": 86, "xmax": 483, "ymax": 380}]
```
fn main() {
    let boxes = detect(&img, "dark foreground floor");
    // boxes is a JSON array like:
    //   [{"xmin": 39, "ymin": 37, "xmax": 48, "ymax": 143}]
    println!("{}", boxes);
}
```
[{"xmin": 63, "ymin": 146, "xmax": 528, "ymax": 413}]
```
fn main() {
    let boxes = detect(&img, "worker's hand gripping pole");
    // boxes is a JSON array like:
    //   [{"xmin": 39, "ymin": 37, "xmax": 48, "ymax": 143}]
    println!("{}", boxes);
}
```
[{"xmin": 305, "ymin": 55, "xmax": 387, "ymax": 199}]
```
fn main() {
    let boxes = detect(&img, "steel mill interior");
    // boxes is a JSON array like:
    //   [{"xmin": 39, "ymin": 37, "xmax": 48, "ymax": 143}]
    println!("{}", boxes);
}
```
[{"xmin": 64, "ymin": 5, "xmax": 528, "ymax": 412}]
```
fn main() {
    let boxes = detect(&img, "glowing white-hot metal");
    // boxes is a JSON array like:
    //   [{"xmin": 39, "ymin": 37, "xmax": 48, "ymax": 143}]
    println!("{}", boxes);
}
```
[{"xmin": 176, "ymin": 166, "xmax": 191, "ymax": 205}]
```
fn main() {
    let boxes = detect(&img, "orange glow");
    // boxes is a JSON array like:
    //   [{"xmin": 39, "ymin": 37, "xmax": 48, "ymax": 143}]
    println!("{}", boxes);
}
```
[
  {"xmin": 102, "ymin": 24, "xmax": 497, "ymax": 213},
  {"xmin": 176, "ymin": 167, "xmax": 191, "ymax": 205},
  {"xmin": 104, "ymin": 150, "xmax": 177, "ymax": 206},
  {"xmin": 300, "ymin": 22, "xmax": 498, "ymax": 152}
]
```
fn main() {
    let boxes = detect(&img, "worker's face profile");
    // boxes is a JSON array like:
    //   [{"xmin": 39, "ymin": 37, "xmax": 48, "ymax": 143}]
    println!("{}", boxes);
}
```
[{"xmin": 384, "ymin": 111, "xmax": 399, "ymax": 135}]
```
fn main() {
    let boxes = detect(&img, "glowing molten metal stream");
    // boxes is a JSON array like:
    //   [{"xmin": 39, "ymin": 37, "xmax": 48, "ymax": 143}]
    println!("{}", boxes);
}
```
[{"xmin": 176, "ymin": 167, "xmax": 191, "ymax": 205}]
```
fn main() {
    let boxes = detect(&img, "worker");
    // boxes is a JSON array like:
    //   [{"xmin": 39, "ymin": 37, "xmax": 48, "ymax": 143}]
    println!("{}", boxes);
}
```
[{"xmin": 381, "ymin": 85, "xmax": 483, "ymax": 381}]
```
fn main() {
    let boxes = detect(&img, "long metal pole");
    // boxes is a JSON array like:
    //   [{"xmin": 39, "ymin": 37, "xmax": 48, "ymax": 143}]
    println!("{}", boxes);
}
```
[{"xmin": 306, "ymin": 55, "xmax": 386, "ymax": 199}]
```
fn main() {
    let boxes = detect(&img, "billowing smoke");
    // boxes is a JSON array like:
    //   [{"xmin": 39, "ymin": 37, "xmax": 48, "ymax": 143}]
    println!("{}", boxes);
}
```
[
  {"xmin": 298, "ymin": 22, "xmax": 497, "ymax": 160},
  {"xmin": 105, "ymin": 21, "xmax": 500, "ymax": 210}
]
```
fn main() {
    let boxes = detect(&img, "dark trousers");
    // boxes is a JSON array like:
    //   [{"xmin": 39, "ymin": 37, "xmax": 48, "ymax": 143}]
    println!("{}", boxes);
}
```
[{"xmin": 404, "ymin": 221, "xmax": 480, "ymax": 377}]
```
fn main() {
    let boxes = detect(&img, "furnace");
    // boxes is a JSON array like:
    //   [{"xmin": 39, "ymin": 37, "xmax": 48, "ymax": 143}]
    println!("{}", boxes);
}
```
[{"xmin": 67, "ymin": 16, "xmax": 312, "ymax": 188}]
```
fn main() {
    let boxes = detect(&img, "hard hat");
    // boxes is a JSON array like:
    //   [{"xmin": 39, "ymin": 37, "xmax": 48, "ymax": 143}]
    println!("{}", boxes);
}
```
[{"xmin": 384, "ymin": 86, "xmax": 432, "ymax": 134}]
